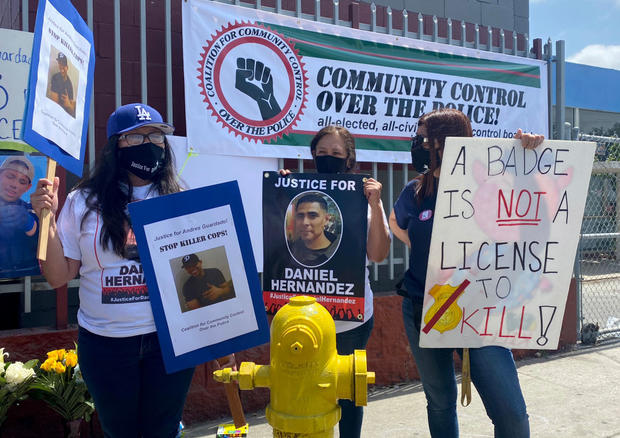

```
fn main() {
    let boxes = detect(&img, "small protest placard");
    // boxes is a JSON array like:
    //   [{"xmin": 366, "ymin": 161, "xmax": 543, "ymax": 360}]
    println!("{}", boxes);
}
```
[
  {"xmin": 128, "ymin": 181, "xmax": 269, "ymax": 373},
  {"xmin": 21, "ymin": 0, "xmax": 95, "ymax": 177},
  {"xmin": 262, "ymin": 171, "xmax": 368, "ymax": 322},
  {"xmin": 422, "ymin": 137, "xmax": 595, "ymax": 350}
]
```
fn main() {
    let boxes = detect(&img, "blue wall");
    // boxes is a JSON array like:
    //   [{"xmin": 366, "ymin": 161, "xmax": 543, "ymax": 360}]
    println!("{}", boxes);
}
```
[{"xmin": 553, "ymin": 62, "xmax": 620, "ymax": 113}]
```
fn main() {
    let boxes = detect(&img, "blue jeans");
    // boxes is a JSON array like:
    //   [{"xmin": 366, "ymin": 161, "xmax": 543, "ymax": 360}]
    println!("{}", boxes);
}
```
[
  {"xmin": 335, "ymin": 316, "xmax": 374, "ymax": 438},
  {"xmin": 78, "ymin": 327, "xmax": 195, "ymax": 438},
  {"xmin": 402, "ymin": 298, "xmax": 529, "ymax": 438}
]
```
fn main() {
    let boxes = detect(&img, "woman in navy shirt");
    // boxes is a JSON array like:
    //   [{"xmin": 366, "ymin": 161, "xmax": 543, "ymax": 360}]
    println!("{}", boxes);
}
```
[{"xmin": 389, "ymin": 108, "xmax": 543, "ymax": 438}]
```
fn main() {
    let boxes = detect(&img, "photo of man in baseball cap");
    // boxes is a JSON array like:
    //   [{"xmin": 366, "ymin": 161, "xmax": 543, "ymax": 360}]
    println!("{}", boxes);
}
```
[
  {"xmin": 179, "ymin": 252, "xmax": 236, "ymax": 312},
  {"xmin": 47, "ymin": 50, "xmax": 76, "ymax": 117}
]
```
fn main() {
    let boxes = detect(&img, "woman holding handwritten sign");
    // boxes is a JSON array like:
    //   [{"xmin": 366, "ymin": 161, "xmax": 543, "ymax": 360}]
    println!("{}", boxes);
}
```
[
  {"xmin": 31, "ymin": 103, "xmax": 234, "ymax": 438},
  {"xmin": 389, "ymin": 108, "xmax": 543, "ymax": 438}
]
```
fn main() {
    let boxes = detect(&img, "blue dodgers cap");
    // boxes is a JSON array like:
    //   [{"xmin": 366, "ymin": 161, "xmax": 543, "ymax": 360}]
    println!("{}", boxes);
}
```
[{"xmin": 106, "ymin": 103, "xmax": 174, "ymax": 138}]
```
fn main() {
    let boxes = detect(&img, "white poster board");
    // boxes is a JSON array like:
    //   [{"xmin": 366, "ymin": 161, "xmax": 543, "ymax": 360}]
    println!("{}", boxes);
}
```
[
  {"xmin": 168, "ymin": 135, "xmax": 277, "ymax": 271},
  {"xmin": 422, "ymin": 137, "xmax": 595, "ymax": 349},
  {"xmin": 30, "ymin": 0, "xmax": 91, "ymax": 159},
  {"xmin": 142, "ymin": 205, "xmax": 257, "ymax": 357},
  {"xmin": 22, "ymin": 0, "xmax": 95, "ymax": 177}
]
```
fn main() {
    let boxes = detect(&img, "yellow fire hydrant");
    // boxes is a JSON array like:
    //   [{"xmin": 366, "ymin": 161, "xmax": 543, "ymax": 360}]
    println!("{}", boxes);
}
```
[{"xmin": 213, "ymin": 295, "xmax": 375, "ymax": 437}]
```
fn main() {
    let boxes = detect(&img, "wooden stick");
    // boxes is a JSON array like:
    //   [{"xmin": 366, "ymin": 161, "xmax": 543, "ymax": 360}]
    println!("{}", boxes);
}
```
[
  {"xmin": 37, "ymin": 158, "xmax": 57, "ymax": 261},
  {"xmin": 460, "ymin": 347, "xmax": 472, "ymax": 407},
  {"xmin": 224, "ymin": 382, "xmax": 246, "ymax": 428}
]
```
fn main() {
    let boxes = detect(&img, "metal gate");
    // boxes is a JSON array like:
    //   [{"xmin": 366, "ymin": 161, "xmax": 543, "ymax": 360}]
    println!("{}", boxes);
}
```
[{"xmin": 576, "ymin": 133, "xmax": 620, "ymax": 343}]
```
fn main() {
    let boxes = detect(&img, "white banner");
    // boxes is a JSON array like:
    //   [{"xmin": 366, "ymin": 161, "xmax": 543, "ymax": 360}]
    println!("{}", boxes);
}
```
[
  {"xmin": 422, "ymin": 138, "xmax": 595, "ymax": 349},
  {"xmin": 183, "ymin": 0, "xmax": 549, "ymax": 163}
]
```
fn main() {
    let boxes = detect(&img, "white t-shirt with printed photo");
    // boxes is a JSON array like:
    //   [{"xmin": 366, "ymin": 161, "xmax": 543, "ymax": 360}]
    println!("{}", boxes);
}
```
[{"xmin": 57, "ymin": 184, "xmax": 157, "ymax": 337}]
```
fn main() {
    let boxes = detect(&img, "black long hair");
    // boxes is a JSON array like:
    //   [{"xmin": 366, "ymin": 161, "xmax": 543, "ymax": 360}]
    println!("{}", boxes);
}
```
[
  {"xmin": 75, "ymin": 135, "xmax": 181, "ymax": 256},
  {"xmin": 415, "ymin": 108, "xmax": 473, "ymax": 201}
]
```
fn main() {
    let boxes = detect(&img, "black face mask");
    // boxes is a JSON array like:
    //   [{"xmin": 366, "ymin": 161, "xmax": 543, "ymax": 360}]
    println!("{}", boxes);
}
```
[
  {"xmin": 410, "ymin": 135, "xmax": 430, "ymax": 173},
  {"xmin": 315, "ymin": 155, "xmax": 347, "ymax": 174},
  {"xmin": 118, "ymin": 143, "xmax": 165, "ymax": 181}
]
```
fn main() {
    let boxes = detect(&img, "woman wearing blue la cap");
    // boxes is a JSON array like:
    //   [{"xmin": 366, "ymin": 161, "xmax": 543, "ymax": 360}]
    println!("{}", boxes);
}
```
[{"xmin": 31, "ymin": 103, "xmax": 234, "ymax": 437}]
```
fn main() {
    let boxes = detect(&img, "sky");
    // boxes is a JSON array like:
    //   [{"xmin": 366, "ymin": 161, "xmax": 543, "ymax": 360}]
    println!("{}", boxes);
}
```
[{"xmin": 529, "ymin": 0, "xmax": 620, "ymax": 70}]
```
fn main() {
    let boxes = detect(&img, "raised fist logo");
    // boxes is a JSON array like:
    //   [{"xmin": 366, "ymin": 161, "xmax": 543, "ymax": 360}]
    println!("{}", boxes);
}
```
[
  {"xmin": 235, "ymin": 57, "xmax": 282, "ymax": 120},
  {"xmin": 198, "ymin": 22, "xmax": 307, "ymax": 141}
]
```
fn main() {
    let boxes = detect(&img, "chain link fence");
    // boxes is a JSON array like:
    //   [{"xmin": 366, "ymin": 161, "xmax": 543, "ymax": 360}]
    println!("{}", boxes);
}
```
[{"xmin": 576, "ymin": 134, "xmax": 620, "ymax": 343}]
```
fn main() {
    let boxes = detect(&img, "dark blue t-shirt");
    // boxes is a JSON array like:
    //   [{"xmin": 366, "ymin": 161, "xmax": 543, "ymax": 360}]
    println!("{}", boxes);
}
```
[
  {"xmin": 393, "ymin": 179, "xmax": 437, "ymax": 302},
  {"xmin": 182, "ymin": 268, "xmax": 234, "ymax": 307}
]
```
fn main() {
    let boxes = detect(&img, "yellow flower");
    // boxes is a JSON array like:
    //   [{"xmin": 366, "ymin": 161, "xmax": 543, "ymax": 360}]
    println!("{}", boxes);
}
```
[
  {"xmin": 47, "ymin": 349, "xmax": 67, "ymax": 362},
  {"xmin": 52, "ymin": 361, "xmax": 66, "ymax": 374},
  {"xmin": 41, "ymin": 358, "xmax": 56, "ymax": 372},
  {"xmin": 65, "ymin": 351, "xmax": 78, "ymax": 368},
  {"xmin": 46, "ymin": 350, "xmax": 60, "ymax": 361}
]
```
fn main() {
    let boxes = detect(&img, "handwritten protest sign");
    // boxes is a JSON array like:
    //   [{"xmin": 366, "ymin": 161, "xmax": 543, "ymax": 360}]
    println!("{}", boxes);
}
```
[
  {"xmin": 21, "ymin": 0, "xmax": 95, "ymax": 177},
  {"xmin": 183, "ymin": 0, "xmax": 548, "ymax": 163},
  {"xmin": 422, "ymin": 137, "xmax": 595, "ymax": 350},
  {"xmin": 263, "ymin": 172, "xmax": 368, "ymax": 322},
  {"xmin": 128, "ymin": 181, "xmax": 269, "ymax": 373},
  {"xmin": 0, "ymin": 29, "xmax": 34, "ymax": 152}
]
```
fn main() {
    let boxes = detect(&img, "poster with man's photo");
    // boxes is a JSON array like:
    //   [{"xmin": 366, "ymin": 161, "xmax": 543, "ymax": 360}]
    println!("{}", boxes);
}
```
[
  {"xmin": 263, "ymin": 171, "xmax": 368, "ymax": 322},
  {"xmin": 21, "ymin": 0, "xmax": 95, "ymax": 177},
  {"xmin": 128, "ymin": 181, "xmax": 269, "ymax": 373},
  {"xmin": 0, "ymin": 154, "xmax": 46, "ymax": 278}
]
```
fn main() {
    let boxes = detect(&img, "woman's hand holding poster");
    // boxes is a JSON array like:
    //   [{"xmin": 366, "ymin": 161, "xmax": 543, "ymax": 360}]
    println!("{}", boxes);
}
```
[
  {"xmin": 423, "ymin": 138, "xmax": 595, "ymax": 350},
  {"xmin": 262, "ymin": 172, "xmax": 368, "ymax": 322}
]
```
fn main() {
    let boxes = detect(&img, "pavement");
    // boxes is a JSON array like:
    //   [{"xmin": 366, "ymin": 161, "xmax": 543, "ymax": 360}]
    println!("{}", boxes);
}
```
[{"xmin": 185, "ymin": 338, "xmax": 620, "ymax": 438}]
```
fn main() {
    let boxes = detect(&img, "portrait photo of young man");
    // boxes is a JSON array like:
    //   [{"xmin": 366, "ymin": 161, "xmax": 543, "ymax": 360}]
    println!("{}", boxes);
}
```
[
  {"xmin": 47, "ymin": 51, "xmax": 76, "ymax": 117},
  {"xmin": 176, "ymin": 251, "xmax": 236, "ymax": 312},
  {"xmin": 286, "ymin": 192, "xmax": 342, "ymax": 267}
]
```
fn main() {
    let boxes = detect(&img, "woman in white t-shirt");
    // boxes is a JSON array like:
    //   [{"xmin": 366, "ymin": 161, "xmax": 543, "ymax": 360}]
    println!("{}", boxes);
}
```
[
  {"xmin": 281, "ymin": 125, "xmax": 391, "ymax": 438},
  {"xmin": 31, "ymin": 103, "xmax": 234, "ymax": 438}
]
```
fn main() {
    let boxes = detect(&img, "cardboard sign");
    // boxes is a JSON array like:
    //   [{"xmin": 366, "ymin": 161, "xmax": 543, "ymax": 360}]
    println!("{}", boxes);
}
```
[
  {"xmin": 21, "ymin": 0, "xmax": 95, "ymax": 177},
  {"xmin": 422, "ymin": 137, "xmax": 595, "ymax": 349}
]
